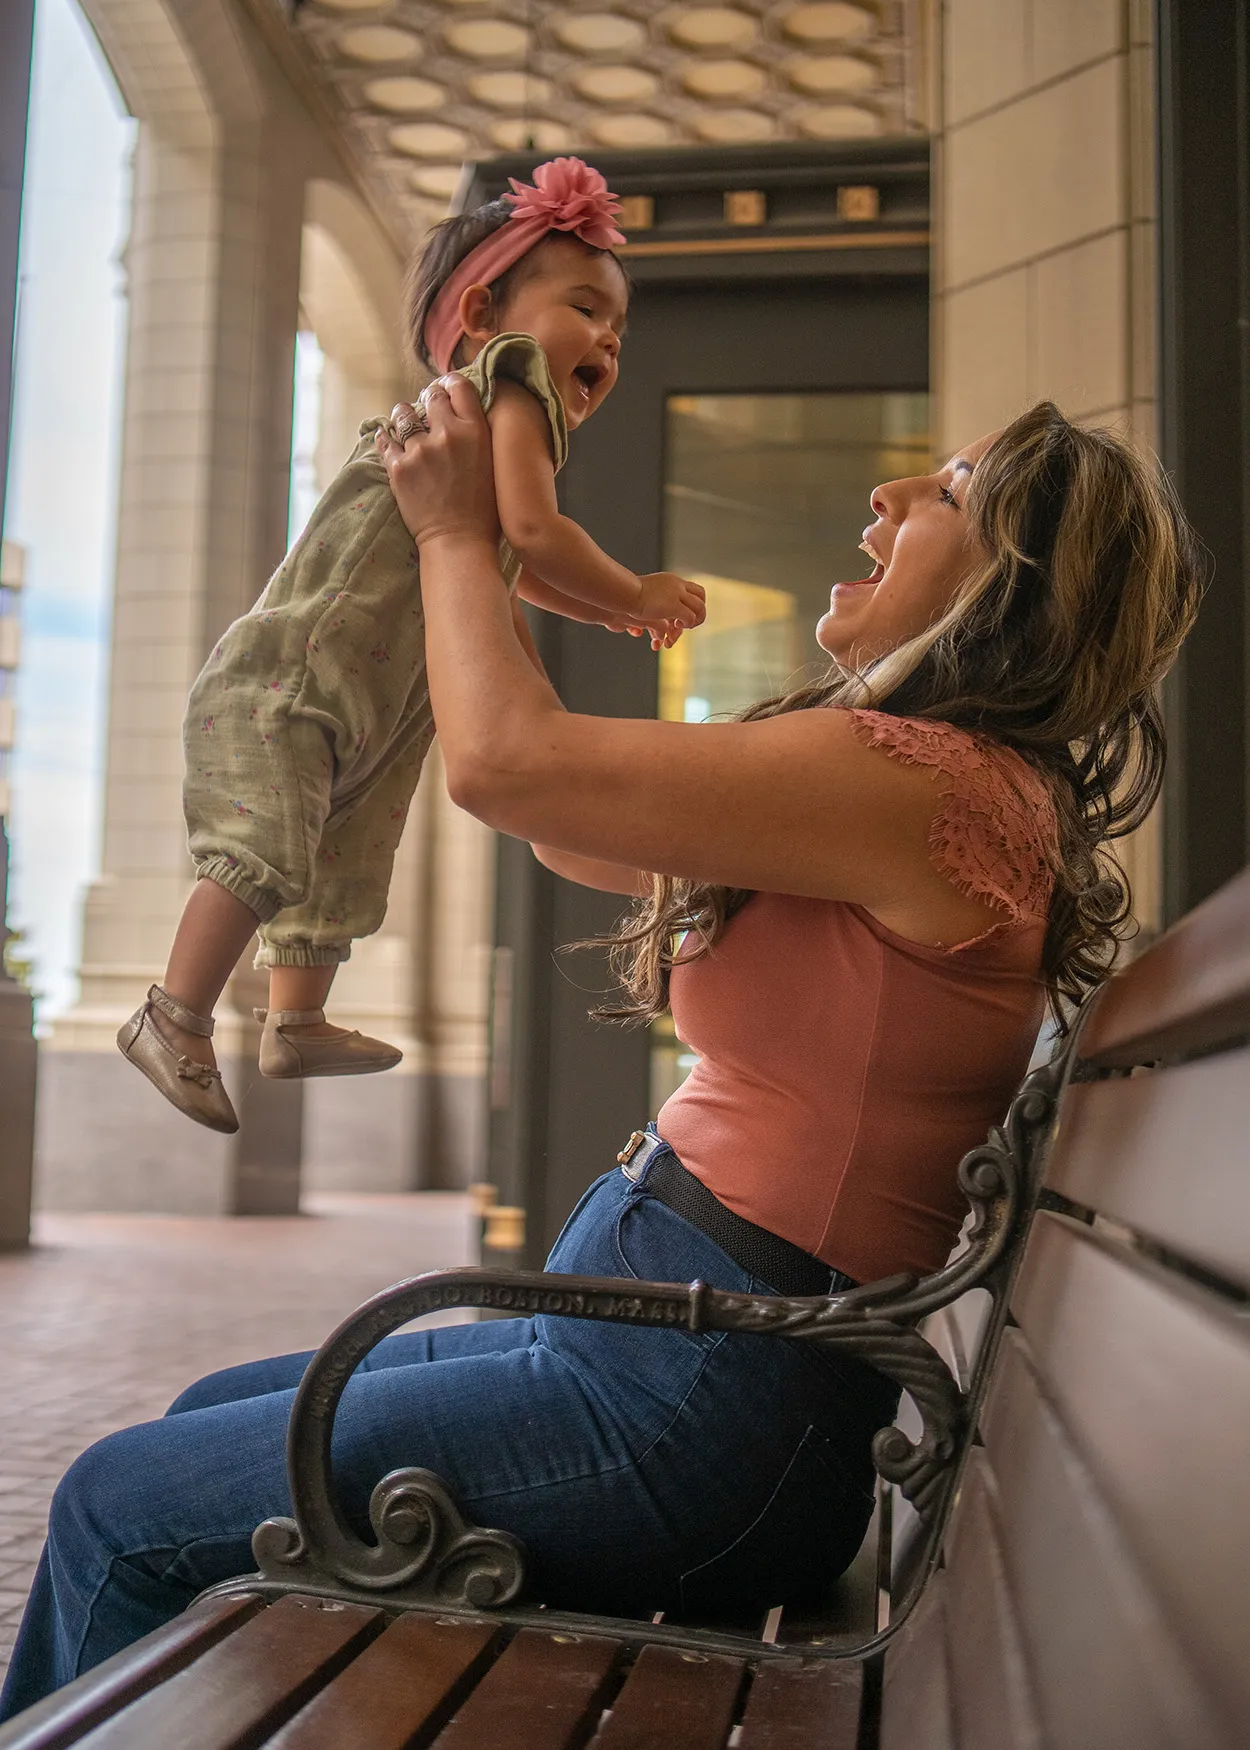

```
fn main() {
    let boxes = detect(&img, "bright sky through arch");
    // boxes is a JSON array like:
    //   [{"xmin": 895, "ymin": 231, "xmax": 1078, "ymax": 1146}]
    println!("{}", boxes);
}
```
[{"xmin": 6, "ymin": 0, "xmax": 134, "ymax": 1023}]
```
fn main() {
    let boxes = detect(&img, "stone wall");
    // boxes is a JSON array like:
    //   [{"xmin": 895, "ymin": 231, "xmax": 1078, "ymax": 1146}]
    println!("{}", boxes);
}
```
[{"xmin": 933, "ymin": 0, "xmax": 1162, "ymax": 928}]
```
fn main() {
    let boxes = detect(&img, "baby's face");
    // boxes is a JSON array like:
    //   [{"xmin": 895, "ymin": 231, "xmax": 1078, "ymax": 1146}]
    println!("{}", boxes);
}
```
[{"xmin": 498, "ymin": 239, "xmax": 628, "ymax": 430}]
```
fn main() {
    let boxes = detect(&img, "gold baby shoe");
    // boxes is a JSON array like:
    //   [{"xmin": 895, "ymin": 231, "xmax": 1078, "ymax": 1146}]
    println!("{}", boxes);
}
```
[
  {"xmin": 255, "ymin": 1007, "xmax": 403, "ymax": 1079},
  {"xmin": 117, "ymin": 984, "xmax": 239, "ymax": 1134}
]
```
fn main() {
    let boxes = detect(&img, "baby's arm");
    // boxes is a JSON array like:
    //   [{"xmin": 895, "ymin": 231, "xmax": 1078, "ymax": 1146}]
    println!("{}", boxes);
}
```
[
  {"xmin": 515, "ymin": 567, "xmax": 629, "ymax": 625},
  {"xmin": 489, "ymin": 381, "xmax": 705, "ymax": 639}
]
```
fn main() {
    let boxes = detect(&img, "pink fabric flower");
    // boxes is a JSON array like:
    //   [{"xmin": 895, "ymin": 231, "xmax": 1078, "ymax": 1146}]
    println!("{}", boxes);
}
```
[{"xmin": 505, "ymin": 158, "xmax": 626, "ymax": 251}]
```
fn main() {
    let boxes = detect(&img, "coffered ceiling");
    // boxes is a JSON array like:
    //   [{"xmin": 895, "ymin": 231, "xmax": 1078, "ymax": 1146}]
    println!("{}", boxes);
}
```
[{"xmin": 278, "ymin": 1, "xmax": 915, "ymax": 244}]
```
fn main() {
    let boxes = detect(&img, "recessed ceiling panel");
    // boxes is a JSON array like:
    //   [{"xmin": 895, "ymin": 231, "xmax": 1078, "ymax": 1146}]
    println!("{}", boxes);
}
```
[
  {"xmin": 553, "ymin": 13, "xmax": 648, "ymax": 54},
  {"xmin": 592, "ymin": 111, "xmax": 674, "ymax": 147},
  {"xmin": 364, "ymin": 74, "xmax": 444, "ymax": 110},
  {"xmin": 489, "ymin": 117, "xmax": 573, "ymax": 152},
  {"xmin": 668, "ymin": 8, "xmax": 759, "ymax": 50},
  {"xmin": 337, "ymin": 23, "xmax": 422, "ymax": 62},
  {"xmin": 682, "ymin": 58, "xmax": 767, "ymax": 98},
  {"xmin": 787, "ymin": 53, "xmax": 876, "ymax": 92},
  {"xmin": 289, "ymin": 0, "xmax": 913, "ymax": 241},
  {"xmin": 468, "ymin": 70, "xmax": 554, "ymax": 107},
  {"xmin": 695, "ymin": 106, "xmax": 775, "ymax": 141},
  {"xmin": 410, "ymin": 164, "xmax": 464, "ymax": 198},
  {"xmin": 797, "ymin": 101, "xmax": 878, "ymax": 137},
  {"xmin": 781, "ymin": 3, "xmax": 875, "ymax": 44},
  {"xmin": 390, "ymin": 119, "xmax": 472, "ymax": 156},
  {"xmin": 573, "ymin": 64, "xmax": 661, "ymax": 103},
  {"xmin": 444, "ymin": 17, "xmax": 530, "ymax": 58}
]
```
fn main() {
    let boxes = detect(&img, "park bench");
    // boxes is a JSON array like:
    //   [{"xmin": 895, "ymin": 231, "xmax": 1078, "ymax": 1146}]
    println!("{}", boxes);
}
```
[{"xmin": 1, "ymin": 865, "xmax": 1247, "ymax": 1750}]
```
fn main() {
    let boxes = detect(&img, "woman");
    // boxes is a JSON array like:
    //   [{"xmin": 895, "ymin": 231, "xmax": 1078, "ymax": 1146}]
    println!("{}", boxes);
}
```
[{"xmin": 0, "ymin": 391, "xmax": 1200, "ymax": 1720}]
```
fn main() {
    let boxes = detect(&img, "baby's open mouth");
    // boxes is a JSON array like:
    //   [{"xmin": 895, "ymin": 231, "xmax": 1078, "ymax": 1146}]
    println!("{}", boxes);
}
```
[{"xmin": 573, "ymin": 363, "xmax": 604, "ymax": 395}]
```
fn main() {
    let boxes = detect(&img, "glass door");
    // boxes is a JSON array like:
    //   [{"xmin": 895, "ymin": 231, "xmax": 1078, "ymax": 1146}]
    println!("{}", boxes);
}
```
[{"xmin": 651, "ymin": 391, "xmax": 931, "ymax": 1107}]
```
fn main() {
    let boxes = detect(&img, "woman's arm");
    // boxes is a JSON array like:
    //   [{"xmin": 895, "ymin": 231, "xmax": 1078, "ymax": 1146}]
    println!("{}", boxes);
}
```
[
  {"xmin": 532, "ymin": 843, "xmax": 650, "ymax": 895},
  {"xmin": 379, "ymin": 383, "xmax": 1001, "ymax": 947},
  {"xmin": 507, "ymin": 594, "xmax": 650, "ymax": 894}
]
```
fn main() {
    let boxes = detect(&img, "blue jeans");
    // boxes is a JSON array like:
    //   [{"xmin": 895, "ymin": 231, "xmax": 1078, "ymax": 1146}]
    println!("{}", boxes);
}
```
[{"xmin": 0, "ymin": 1154, "xmax": 898, "ymax": 1721}]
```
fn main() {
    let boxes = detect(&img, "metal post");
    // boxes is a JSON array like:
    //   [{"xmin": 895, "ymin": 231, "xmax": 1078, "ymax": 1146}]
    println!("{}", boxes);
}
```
[{"xmin": 0, "ymin": 0, "xmax": 38, "ymax": 1250}]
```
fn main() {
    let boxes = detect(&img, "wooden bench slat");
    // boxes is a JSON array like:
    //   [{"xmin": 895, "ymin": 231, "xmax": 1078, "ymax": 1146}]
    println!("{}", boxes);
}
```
[
  {"xmin": 1045, "ymin": 1046, "xmax": 1250, "ymax": 1288},
  {"xmin": 1010, "ymin": 1212, "xmax": 1250, "ymax": 1733},
  {"xmin": 735, "ymin": 1660, "xmax": 861, "ymax": 1750},
  {"xmin": 429, "ymin": 1629, "xmax": 621, "ymax": 1750},
  {"xmin": 72, "ymin": 1595, "xmax": 380, "ymax": 1750},
  {"xmin": 878, "ymin": 1581, "xmax": 954, "ymax": 1750},
  {"xmin": 940, "ymin": 1452, "xmax": 1043, "ymax": 1750},
  {"xmin": 980, "ymin": 1328, "xmax": 1222, "ymax": 1749},
  {"xmin": 587, "ymin": 1645, "xmax": 744, "ymax": 1750},
  {"xmin": 0, "ymin": 1596, "xmax": 262, "ymax": 1750},
  {"xmin": 265, "ymin": 1614, "xmax": 500, "ymax": 1750},
  {"xmin": 1078, "ymin": 867, "xmax": 1250, "ymax": 1068}
]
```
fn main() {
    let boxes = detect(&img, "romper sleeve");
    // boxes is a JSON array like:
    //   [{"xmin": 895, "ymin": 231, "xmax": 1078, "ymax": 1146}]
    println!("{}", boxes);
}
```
[
  {"xmin": 843, "ymin": 709, "xmax": 1058, "ymax": 928},
  {"xmin": 459, "ymin": 331, "xmax": 570, "ymax": 474}
]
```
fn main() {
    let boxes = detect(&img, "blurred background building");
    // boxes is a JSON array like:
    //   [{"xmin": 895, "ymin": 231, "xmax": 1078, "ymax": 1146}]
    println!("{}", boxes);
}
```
[
  {"xmin": 0, "ymin": 1, "xmax": 1245, "ymax": 1257},
  {"xmin": 0, "ymin": 543, "xmax": 22, "ymax": 828}
]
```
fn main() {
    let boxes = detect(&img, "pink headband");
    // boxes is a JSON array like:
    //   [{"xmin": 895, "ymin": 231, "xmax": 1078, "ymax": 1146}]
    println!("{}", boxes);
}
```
[{"xmin": 423, "ymin": 157, "xmax": 626, "ymax": 375}]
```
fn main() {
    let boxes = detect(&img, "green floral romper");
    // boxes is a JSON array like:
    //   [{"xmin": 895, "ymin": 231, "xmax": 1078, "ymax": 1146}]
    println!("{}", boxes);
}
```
[{"xmin": 183, "ymin": 333, "xmax": 568, "ymax": 967}]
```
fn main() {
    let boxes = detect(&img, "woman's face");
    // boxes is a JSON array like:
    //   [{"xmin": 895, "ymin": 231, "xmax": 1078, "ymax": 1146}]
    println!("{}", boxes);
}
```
[{"xmin": 816, "ymin": 431, "xmax": 997, "ymax": 668}]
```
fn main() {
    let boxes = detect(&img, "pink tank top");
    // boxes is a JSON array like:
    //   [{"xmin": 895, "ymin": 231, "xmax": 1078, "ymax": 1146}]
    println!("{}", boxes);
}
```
[{"xmin": 656, "ymin": 710, "xmax": 1059, "ymax": 1285}]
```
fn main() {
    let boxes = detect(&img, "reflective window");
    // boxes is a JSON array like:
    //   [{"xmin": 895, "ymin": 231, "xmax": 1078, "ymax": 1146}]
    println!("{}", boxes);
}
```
[{"xmin": 651, "ymin": 391, "xmax": 931, "ymax": 1109}]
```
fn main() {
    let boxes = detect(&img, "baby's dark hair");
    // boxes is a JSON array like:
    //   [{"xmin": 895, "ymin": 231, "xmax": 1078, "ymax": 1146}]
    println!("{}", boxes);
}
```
[{"xmin": 404, "ymin": 197, "xmax": 626, "ymax": 374}]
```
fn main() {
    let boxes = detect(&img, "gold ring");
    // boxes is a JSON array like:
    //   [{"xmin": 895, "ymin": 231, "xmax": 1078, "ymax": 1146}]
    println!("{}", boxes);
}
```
[{"xmin": 392, "ymin": 407, "xmax": 427, "ymax": 443}]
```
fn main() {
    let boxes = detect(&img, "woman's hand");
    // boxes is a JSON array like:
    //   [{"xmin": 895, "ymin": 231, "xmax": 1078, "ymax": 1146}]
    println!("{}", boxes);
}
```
[{"xmin": 375, "ymin": 377, "xmax": 500, "ymax": 549}]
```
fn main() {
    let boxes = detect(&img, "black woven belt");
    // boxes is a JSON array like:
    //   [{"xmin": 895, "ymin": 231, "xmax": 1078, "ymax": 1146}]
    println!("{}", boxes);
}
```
[{"xmin": 619, "ymin": 1131, "xmax": 855, "ymax": 1299}]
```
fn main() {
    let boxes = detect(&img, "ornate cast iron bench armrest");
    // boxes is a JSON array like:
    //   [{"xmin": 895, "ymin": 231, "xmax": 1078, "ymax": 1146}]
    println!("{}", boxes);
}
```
[{"xmin": 206, "ymin": 1052, "xmax": 1072, "ymax": 1664}]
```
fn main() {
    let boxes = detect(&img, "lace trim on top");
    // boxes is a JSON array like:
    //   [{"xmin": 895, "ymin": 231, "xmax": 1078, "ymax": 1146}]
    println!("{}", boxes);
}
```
[{"xmin": 845, "ymin": 710, "xmax": 1057, "ymax": 930}]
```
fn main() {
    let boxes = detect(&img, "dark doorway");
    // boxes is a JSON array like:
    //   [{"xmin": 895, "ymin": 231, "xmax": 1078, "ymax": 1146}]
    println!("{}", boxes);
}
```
[
  {"xmin": 465, "ymin": 144, "xmax": 930, "ymax": 1264},
  {"xmin": 1156, "ymin": 0, "xmax": 1250, "ymax": 920}
]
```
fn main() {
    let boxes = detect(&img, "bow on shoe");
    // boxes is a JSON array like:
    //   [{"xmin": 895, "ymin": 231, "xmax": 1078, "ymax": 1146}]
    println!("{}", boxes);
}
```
[{"xmin": 176, "ymin": 1057, "xmax": 220, "ymax": 1089}]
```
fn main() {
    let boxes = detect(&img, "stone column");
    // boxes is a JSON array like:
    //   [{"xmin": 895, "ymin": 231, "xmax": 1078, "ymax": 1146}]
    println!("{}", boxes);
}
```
[
  {"xmin": 300, "ymin": 343, "xmax": 430, "ymax": 1191},
  {"xmin": 290, "ymin": 187, "xmax": 494, "ymax": 1196},
  {"xmin": 38, "ymin": 0, "xmax": 339, "ymax": 1212},
  {"xmin": 421, "ymin": 744, "xmax": 496, "ymax": 1191},
  {"xmin": 292, "ymin": 204, "xmax": 436, "ymax": 1193},
  {"xmin": 934, "ymin": 0, "xmax": 1162, "ymax": 933}
]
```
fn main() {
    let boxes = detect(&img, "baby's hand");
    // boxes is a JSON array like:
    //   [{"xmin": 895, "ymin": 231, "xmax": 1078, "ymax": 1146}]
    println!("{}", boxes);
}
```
[
  {"xmin": 635, "ymin": 572, "xmax": 706, "ymax": 647},
  {"xmin": 602, "ymin": 612, "xmax": 679, "ymax": 651}
]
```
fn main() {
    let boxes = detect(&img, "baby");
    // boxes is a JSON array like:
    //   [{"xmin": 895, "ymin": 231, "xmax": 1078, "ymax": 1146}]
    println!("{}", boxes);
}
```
[{"xmin": 119, "ymin": 158, "xmax": 705, "ymax": 1134}]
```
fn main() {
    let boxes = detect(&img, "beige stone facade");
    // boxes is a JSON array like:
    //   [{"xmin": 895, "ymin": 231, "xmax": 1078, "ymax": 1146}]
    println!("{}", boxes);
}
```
[
  {"xmin": 38, "ymin": 0, "xmax": 1164, "ymax": 1208},
  {"xmin": 931, "ymin": 0, "xmax": 1161, "ymax": 927}
]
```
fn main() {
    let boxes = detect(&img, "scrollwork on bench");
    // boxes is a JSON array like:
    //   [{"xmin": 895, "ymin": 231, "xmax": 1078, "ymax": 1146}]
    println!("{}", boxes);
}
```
[{"xmin": 241, "ymin": 1047, "xmax": 1072, "ymax": 1650}]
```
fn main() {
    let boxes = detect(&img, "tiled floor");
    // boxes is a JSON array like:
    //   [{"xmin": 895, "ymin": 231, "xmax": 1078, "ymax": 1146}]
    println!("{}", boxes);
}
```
[{"xmin": 0, "ymin": 1193, "xmax": 475, "ymax": 1681}]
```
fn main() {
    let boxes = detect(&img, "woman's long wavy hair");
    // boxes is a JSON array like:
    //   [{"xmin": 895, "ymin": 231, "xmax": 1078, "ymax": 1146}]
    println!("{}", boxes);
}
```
[{"xmin": 599, "ymin": 402, "xmax": 1205, "ymax": 1032}]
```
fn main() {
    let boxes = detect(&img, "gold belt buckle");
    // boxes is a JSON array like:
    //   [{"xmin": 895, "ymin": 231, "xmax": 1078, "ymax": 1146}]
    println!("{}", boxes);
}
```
[{"xmin": 617, "ymin": 1130, "xmax": 648, "ymax": 1179}]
